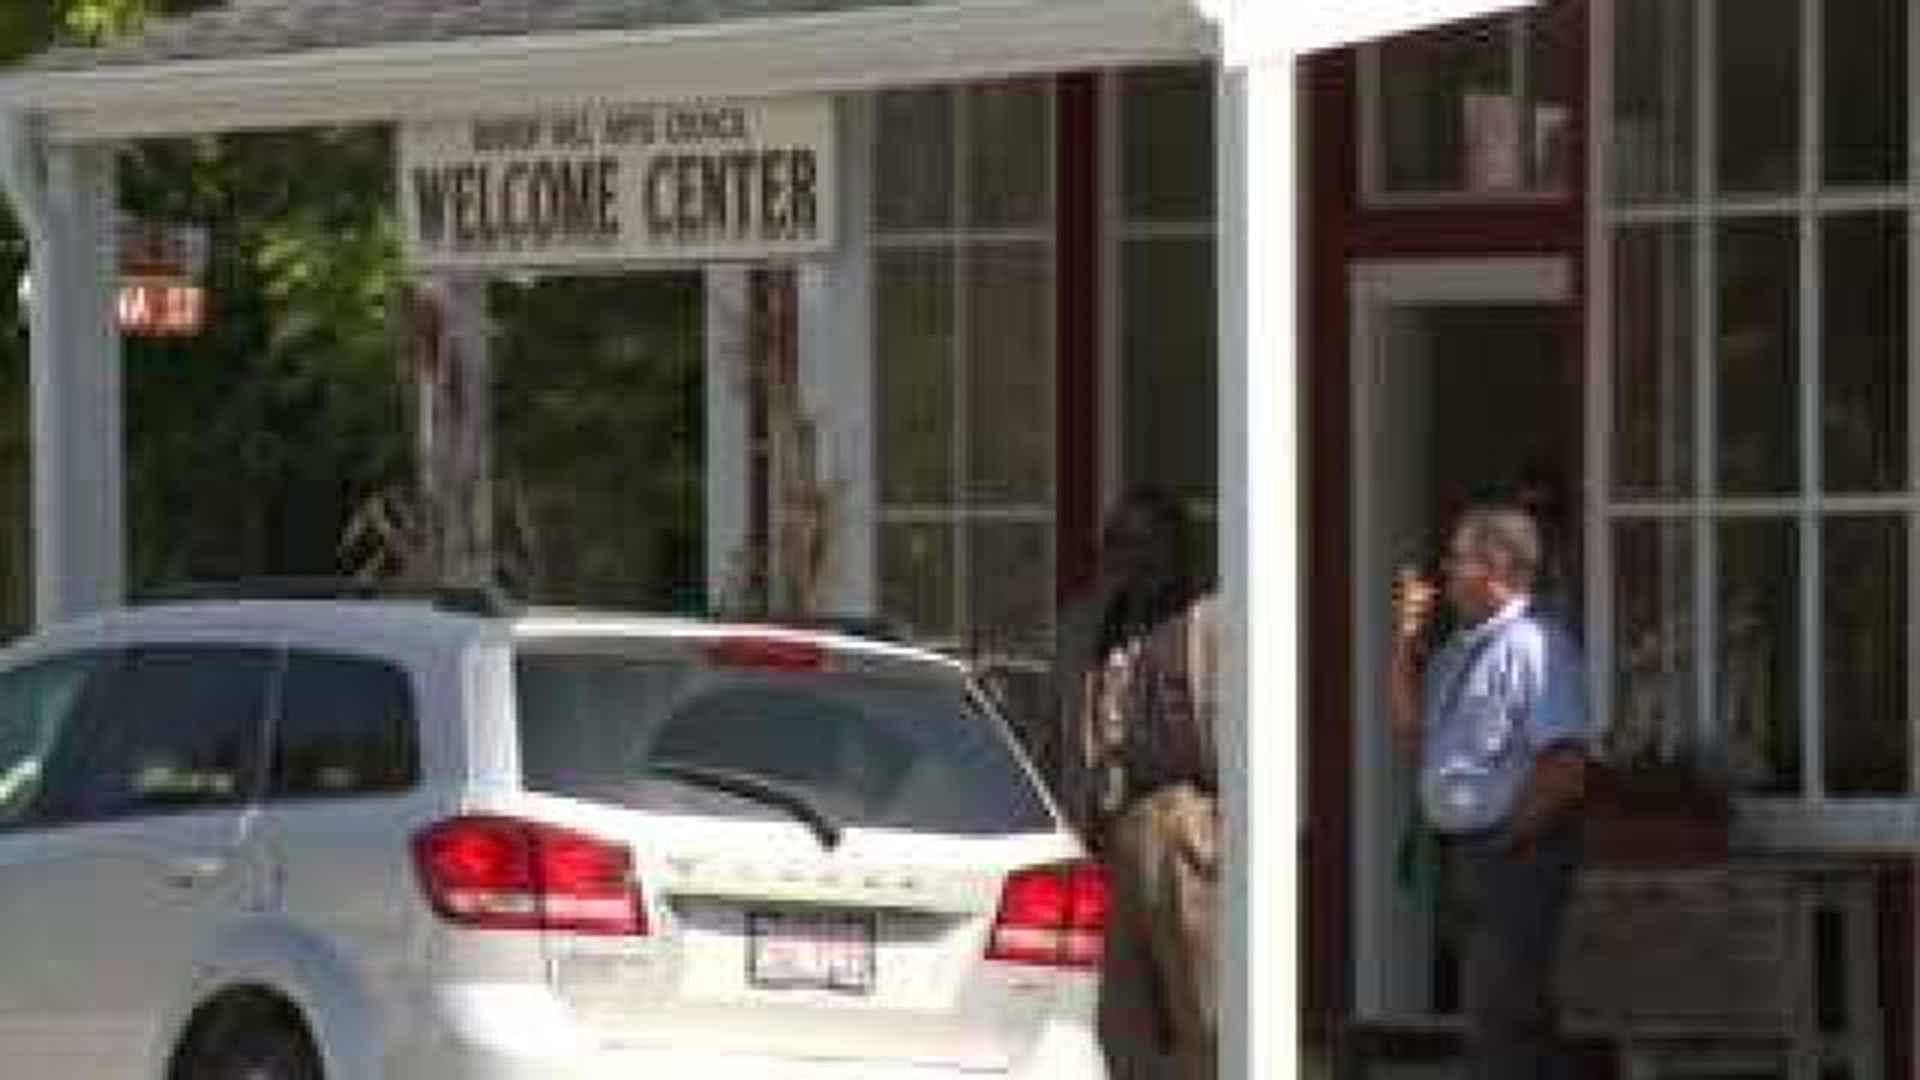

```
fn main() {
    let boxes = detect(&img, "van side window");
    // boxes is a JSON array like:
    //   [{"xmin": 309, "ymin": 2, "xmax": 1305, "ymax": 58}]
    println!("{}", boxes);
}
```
[
  {"xmin": 271, "ymin": 652, "xmax": 419, "ymax": 799},
  {"xmin": 0, "ymin": 654, "xmax": 107, "ymax": 828},
  {"xmin": 74, "ymin": 646, "xmax": 274, "ymax": 819}
]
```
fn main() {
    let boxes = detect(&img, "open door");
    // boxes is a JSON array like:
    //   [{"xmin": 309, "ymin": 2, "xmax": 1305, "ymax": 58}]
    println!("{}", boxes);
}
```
[{"xmin": 1349, "ymin": 258, "xmax": 1578, "ymax": 1020}]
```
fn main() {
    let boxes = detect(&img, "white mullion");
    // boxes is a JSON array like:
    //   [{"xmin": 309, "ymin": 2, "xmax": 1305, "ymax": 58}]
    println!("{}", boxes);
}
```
[
  {"xmin": 953, "ymin": 85, "xmax": 972, "ymax": 653},
  {"xmin": 1588, "ymin": 0, "xmax": 1616, "ymax": 750},
  {"xmin": 1117, "ymin": 220, "xmax": 1217, "ymax": 242},
  {"xmin": 1694, "ymin": 0, "xmax": 1719, "ymax": 768},
  {"xmin": 872, "ymin": 227, "xmax": 1050, "ymax": 249},
  {"xmin": 1606, "ymin": 189, "xmax": 1913, "ymax": 227},
  {"xmin": 1800, "ymin": 0, "xmax": 1825, "ymax": 801}
]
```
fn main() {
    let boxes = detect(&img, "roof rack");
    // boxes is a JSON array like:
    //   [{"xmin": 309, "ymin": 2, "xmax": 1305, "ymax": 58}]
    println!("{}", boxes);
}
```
[{"xmin": 136, "ymin": 578, "xmax": 521, "ymax": 618}]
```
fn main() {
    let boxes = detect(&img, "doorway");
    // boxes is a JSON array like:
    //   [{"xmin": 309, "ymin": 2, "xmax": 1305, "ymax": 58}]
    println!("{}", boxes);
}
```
[{"xmin": 1349, "ymin": 257, "xmax": 1577, "ymax": 1020}]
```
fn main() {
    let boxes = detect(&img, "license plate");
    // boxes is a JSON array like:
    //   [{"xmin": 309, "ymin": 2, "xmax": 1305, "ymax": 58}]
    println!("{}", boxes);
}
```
[{"xmin": 747, "ymin": 911, "xmax": 876, "ymax": 994}]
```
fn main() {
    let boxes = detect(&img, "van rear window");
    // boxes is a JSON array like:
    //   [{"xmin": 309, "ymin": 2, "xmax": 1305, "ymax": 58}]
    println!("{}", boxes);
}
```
[{"xmin": 513, "ymin": 651, "xmax": 1055, "ymax": 837}]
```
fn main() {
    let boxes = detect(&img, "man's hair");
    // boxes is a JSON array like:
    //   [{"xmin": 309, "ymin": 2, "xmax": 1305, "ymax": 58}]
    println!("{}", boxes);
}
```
[{"xmin": 1456, "ymin": 504, "xmax": 1542, "ymax": 588}]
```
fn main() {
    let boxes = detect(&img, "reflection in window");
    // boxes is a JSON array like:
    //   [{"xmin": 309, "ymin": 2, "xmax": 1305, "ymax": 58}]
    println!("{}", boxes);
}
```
[
  {"xmin": 1822, "ymin": 214, "xmax": 1907, "ymax": 492},
  {"xmin": 1609, "ymin": 523, "xmax": 1697, "ymax": 769},
  {"xmin": 1716, "ymin": 0, "xmax": 1800, "ymax": 195},
  {"xmin": 1823, "ymin": 518, "xmax": 1906, "ymax": 796},
  {"xmin": 1613, "ymin": 0, "xmax": 1695, "ymax": 202},
  {"xmin": 1372, "ymin": 7, "xmax": 1573, "ymax": 198},
  {"xmin": 1612, "ymin": 226, "xmax": 1694, "ymax": 498},
  {"xmin": 1719, "ymin": 521, "xmax": 1800, "ymax": 794},
  {"xmin": 1717, "ymin": 221, "xmax": 1799, "ymax": 495},
  {"xmin": 1824, "ymin": 0, "xmax": 1907, "ymax": 187}
]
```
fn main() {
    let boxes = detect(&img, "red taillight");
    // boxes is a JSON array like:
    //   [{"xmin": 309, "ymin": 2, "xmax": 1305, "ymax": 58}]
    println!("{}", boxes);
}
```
[
  {"xmin": 705, "ymin": 636, "xmax": 827, "ymax": 672},
  {"xmin": 987, "ymin": 861, "xmax": 1109, "ymax": 969},
  {"xmin": 413, "ymin": 816, "xmax": 646, "ymax": 936}
]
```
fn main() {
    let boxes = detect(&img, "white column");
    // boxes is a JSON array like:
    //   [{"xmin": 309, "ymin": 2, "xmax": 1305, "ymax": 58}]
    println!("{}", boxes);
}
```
[
  {"xmin": 1217, "ymin": 44, "xmax": 1299, "ymax": 1080},
  {"xmin": 704, "ymin": 265, "xmax": 754, "ymax": 609},
  {"xmin": 795, "ymin": 93, "xmax": 876, "ymax": 615},
  {"xmin": 0, "ymin": 123, "xmax": 125, "ymax": 626}
]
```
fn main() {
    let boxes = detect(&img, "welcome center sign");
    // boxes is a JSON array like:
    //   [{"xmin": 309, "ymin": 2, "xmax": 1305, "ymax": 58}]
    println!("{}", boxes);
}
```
[{"xmin": 400, "ymin": 97, "xmax": 836, "ymax": 270}]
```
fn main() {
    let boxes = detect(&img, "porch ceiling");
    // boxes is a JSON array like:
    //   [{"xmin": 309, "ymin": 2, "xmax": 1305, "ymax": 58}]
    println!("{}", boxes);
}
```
[{"xmin": 0, "ymin": 0, "xmax": 1216, "ymax": 143}]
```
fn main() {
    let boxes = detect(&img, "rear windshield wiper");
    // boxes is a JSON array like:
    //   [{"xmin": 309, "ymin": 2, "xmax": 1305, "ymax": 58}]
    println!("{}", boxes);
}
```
[{"xmin": 647, "ymin": 760, "xmax": 844, "ymax": 850}]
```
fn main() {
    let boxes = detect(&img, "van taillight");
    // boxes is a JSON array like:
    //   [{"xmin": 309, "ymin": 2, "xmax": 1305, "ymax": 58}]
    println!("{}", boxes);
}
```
[
  {"xmin": 413, "ymin": 816, "xmax": 646, "ymax": 936},
  {"xmin": 987, "ymin": 861, "xmax": 1109, "ymax": 969}
]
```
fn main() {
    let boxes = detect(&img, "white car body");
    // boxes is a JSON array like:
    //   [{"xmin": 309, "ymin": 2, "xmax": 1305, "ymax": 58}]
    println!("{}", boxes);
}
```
[{"xmin": 0, "ymin": 597, "xmax": 1108, "ymax": 1080}]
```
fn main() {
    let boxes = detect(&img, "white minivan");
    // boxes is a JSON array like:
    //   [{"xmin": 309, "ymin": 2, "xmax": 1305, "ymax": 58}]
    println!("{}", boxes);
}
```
[{"xmin": 0, "ymin": 588, "xmax": 1108, "ymax": 1080}]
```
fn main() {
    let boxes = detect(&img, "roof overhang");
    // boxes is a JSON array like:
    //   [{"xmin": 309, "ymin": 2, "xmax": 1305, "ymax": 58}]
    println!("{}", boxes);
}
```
[{"xmin": 0, "ymin": 0, "xmax": 1217, "ymax": 144}]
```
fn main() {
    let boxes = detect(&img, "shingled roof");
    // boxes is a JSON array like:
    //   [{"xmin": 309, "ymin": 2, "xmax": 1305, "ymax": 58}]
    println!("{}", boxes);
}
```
[{"xmin": 30, "ymin": 0, "xmax": 932, "ymax": 73}]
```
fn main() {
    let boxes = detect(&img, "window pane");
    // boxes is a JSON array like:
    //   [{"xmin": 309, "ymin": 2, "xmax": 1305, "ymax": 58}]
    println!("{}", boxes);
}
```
[
  {"xmin": 874, "ymin": 90, "xmax": 954, "ymax": 233},
  {"xmin": 272, "ymin": 653, "xmax": 418, "ymax": 799},
  {"xmin": 1824, "ymin": 0, "xmax": 1906, "ymax": 188},
  {"xmin": 0, "ymin": 656, "xmax": 104, "ymax": 828},
  {"xmin": 1123, "ymin": 237, "xmax": 1218, "ymax": 503},
  {"xmin": 880, "ymin": 522, "xmax": 955, "ymax": 644},
  {"xmin": 1613, "ymin": 0, "xmax": 1695, "ymax": 202},
  {"xmin": 1525, "ymin": 2, "xmax": 1579, "ymax": 190},
  {"xmin": 969, "ymin": 522, "xmax": 1053, "ymax": 659},
  {"xmin": 79, "ymin": 647, "xmax": 273, "ymax": 817},
  {"xmin": 966, "ymin": 243, "xmax": 1054, "ymax": 505},
  {"xmin": 1823, "ymin": 517, "xmax": 1907, "ymax": 796},
  {"xmin": 1717, "ymin": 0, "xmax": 1801, "ymax": 195},
  {"xmin": 966, "ymin": 79, "xmax": 1051, "ymax": 230},
  {"xmin": 514, "ymin": 654, "xmax": 1054, "ymax": 836},
  {"xmin": 1718, "ymin": 220, "xmax": 1800, "ymax": 494},
  {"xmin": 1721, "ymin": 520, "xmax": 1800, "ymax": 794},
  {"xmin": 1122, "ymin": 65, "xmax": 1215, "ymax": 220},
  {"xmin": 1611, "ymin": 522, "xmax": 1698, "ymax": 768},
  {"xmin": 1823, "ymin": 213, "xmax": 1907, "ymax": 492},
  {"xmin": 1613, "ymin": 225, "xmax": 1695, "ymax": 497},
  {"xmin": 1378, "ymin": 19, "xmax": 1515, "ymax": 193},
  {"xmin": 876, "ymin": 250, "xmax": 954, "ymax": 506}
]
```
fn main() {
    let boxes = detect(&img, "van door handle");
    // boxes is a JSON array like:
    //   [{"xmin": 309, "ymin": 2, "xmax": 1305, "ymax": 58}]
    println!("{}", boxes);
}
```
[{"xmin": 164, "ymin": 854, "xmax": 229, "ymax": 889}]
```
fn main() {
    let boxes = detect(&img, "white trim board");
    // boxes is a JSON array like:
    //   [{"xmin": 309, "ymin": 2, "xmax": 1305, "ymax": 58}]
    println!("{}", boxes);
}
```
[{"xmin": 2, "ymin": 0, "xmax": 1214, "ymax": 143}]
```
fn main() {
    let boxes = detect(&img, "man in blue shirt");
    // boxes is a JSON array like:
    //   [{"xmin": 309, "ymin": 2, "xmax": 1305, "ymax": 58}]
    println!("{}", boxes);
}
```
[{"xmin": 1390, "ymin": 505, "xmax": 1590, "ymax": 1080}]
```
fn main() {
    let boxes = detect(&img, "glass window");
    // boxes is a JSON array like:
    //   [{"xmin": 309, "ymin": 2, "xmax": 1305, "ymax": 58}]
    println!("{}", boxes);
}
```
[
  {"xmin": 1121, "ymin": 66, "xmax": 1216, "ymax": 220},
  {"xmin": 1610, "ymin": 523, "xmax": 1698, "ymax": 768},
  {"xmin": 1716, "ymin": 0, "xmax": 1801, "ymax": 195},
  {"xmin": 872, "ymin": 79, "xmax": 1056, "ymax": 662},
  {"xmin": 1122, "ymin": 238, "xmax": 1218, "ymax": 504},
  {"xmin": 1824, "ymin": 0, "xmax": 1907, "ymax": 187},
  {"xmin": 1720, "ymin": 520, "xmax": 1801, "ymax": 794},
  {"xmin": 1370, "ymin": 8, "xmax": 1572, "ymax": 198},
  {"xmin": 1612, "ymin": 226, "xmax": 1695, "ymax": 498},
  {"xmin": 0, "ymin": 655, "xmax": 106, "ymax": 828},
  {"xmin": 1822, "ymin": 214, "xmax": 1907, "ymax": 492},
  {"xmin": 1717, "ymin": 220, "xmax": 1800, "ymax": 495},
  {"xmin": 1823, "ymin": 517, "xmax": 1906, "ymax": 796},
  {"xmin": 1613, "ymin": 0, "xmax": 1696, "ymax": 202},
  {"xmin": 270, "ymin": 652, "xmax": 419, "ymax": 800},
  {"xmin": 74, "ymin": 646, "xmax": 273, "ymax": 819},
  {"xmin": 514, "ymin": 651, "xmax": 1054, "ymax": 836}
]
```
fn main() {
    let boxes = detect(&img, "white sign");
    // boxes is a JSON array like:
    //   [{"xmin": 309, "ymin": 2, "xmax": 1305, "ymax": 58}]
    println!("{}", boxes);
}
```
[{"xmin": 399, "ymin": 97, "xmax": 836, "ymax": 271}]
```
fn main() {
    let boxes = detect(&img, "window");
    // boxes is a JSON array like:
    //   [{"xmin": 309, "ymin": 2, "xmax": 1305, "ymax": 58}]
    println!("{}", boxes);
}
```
[
  {"xmin": 0, "ymin": 655, "xmax": 105, "ymax": 828},
  {"xmin": 1111, "ymin": 65, "xmax": 1219, "ymax": 573},
  {"xmin": 72, "ymin": 646, "xmax": 273, "ymax": 819},
  {"xmin": 1602, "ymin": 0, "xmax": 1918, "ymax": 820},
  {"xmin": 871, "ymin": 80, "xmax": 1057, "ymax": 664},
  {"xmin": 1363, "ymin": 3, "xmax": 1577, "ymax": 201},
  {"xmin": 270, "ymin": 652, "xmax": 419, "ymax": 799},
  {"xmin": 514, "ymin": 650, "xmax": 1054, "ymax": 836}
]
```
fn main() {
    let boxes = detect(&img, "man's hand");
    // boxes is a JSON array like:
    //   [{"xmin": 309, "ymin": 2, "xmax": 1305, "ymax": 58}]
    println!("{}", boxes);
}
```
[
  {"xmin": 1393, "ymin": 566, "xmax": 1439, "ymax": 645},
  {"xmin": 1386, "ymin": 567, "xmax": 1438, "ymax": 755}
]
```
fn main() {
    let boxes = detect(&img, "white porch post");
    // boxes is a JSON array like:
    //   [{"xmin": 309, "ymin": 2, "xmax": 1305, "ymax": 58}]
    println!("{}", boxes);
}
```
[
  {"xmin": 0, "ymin": 121, "xmax": 126, "ymax": 626},
  {"xmin": 412, "ymin": 273, "xmax": 494, "ymax": 587},
  {"xmin": 1216, "ymin": 28, "xmax": 1299, "ymax": 1080},
  {"xmin": 795, "ymin": 93, "xmax": 876, "ymax": 615}
]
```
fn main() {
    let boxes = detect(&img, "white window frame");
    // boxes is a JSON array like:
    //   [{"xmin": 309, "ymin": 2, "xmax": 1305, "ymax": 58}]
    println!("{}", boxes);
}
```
[
  {"xmin": 1358, "ymin": 8, "xmax": 1571, "ymax": 208},
  {"xmin": 1593, "ymin": 0, "xmax": 1920, "ymax": 853},
  {"xmin": 1099, "ymin": 64, "xmax": 1221, "ymax": 528},
  {"xmin": 869, "ymin": 80, "xmax": 1059, "ymax": 668}
]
